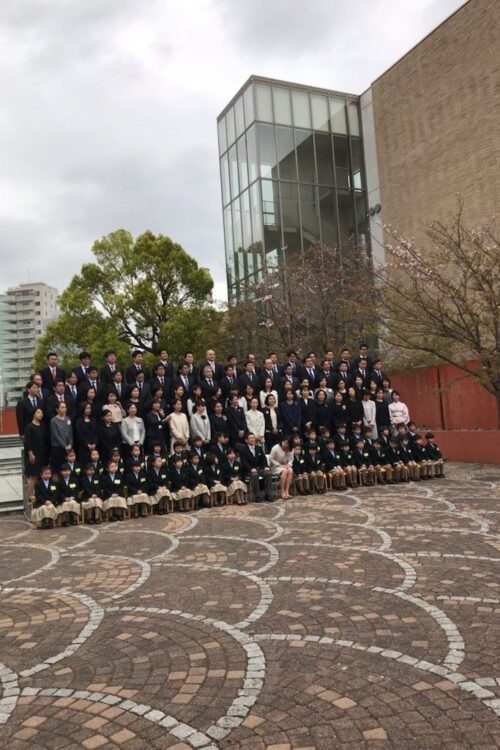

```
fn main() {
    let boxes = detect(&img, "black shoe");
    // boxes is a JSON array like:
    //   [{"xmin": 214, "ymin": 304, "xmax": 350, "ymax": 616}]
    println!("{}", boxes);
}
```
[
  {"xmin": 62, "ymin": 521, "xmax": 69, "ymax": 527},
  {"xmin": 109, "ymin": 516, "xmax": 117, "ymax": 522}
]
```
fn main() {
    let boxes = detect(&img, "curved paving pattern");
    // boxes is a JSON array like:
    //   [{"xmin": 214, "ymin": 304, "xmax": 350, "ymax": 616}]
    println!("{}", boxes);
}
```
[{"xmin": 1, "ymin": 462, "xmax": 500, "ymax": 749}]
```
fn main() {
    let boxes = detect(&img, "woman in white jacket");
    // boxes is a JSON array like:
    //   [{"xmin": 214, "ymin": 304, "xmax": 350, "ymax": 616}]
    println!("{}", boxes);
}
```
[
  {"xmin": 190, "ymin": 400, "xmax": 211, "ymax": 447},
  {"xmin": 120, "ymin": 403, "xmax": 146, "ymax": 449},
  {"xmin": 269, "ymin": 437, "xmax": 294, "ymax": 499},
  {"xmin": 361, "ymin": 390, "xmax": 378, "ymax": 438},
  {"xmin": 166, "ymin": 398, "xmax": 190, "ymax": 453},
  {"xmin": 245, "ymin": 397, "xmax": 265, "ymax": 445},
  {"xmin": 388, "ymin": 390, "xmax": 410, "ymax": 433}
]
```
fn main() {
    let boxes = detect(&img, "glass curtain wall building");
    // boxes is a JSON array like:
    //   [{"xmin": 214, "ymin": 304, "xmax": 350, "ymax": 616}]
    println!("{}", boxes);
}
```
[{"xmin": 218, "ymin": 76, "xmax": 369, "ymax": 304}]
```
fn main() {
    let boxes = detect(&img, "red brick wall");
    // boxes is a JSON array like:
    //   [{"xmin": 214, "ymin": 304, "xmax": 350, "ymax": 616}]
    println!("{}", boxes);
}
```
[{"xmin": 0, "ymin": 409, "xmax": 18, "ymax": 435}]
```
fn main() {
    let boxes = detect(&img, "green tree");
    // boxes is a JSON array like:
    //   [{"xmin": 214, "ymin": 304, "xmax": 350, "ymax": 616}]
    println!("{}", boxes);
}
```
[{"xmin": 34, "ymin": 229, "xmax": 215, "ymax": 370}]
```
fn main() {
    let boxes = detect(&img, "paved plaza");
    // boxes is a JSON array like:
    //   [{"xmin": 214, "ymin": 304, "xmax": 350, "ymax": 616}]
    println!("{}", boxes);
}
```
[{"xmin": 0, "ymin": 463, "xmax": 500, "ymax": 749}]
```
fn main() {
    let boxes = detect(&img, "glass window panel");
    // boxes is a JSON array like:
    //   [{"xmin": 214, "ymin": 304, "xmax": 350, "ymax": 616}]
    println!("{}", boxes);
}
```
[
  {"xmin": 314, "ymin": 132, "xmax": 334, "ymax": 185},
  {"xmin": 237, "ymin": 135, "xmax": 249, "ymax": 192},
  {"xmin": 232, "ymin": 198, "xmax": 243, "ymax": 252},
  {"xmin": 329, "ymin": 98, "xmax": 347, "ymax": 134},
  {"xmin": 318, "ymin": 187, "xmax": 338, "ymax": 246},
  {"xmin": 350, "ymin": 137, "xmax": 364, "ymax": 190},
  {"xmin": 250, "ymin": 181, "xmax": 263, "ymax": 246},
  {"xmin": 257, "ymin": 123, "xmax": 278, "ymax": 179},
  {"xmin": 224, "ymin": 206, "xmax": 234, "ymax": 284},
  {"xmin": 220, "ymin": 153, "xmax": 230, "ymax": 206},
  {"xmin": 226, "ymin": 107, "xmax": 236, "ymax": 146},
  {"xmin": 275, "ymin": 126, "xmax": 297, "ymax": 181},
  {"xmin": 243, "ymin": 84, "xmax": 255, "ymax": 127},
  {"xmin": 292, "ymin": 89, "xmax": 311, "ymax": 128},
  {"xmin": 241, "ymin": 190, "xmax": 252, "ymax": 250},
  {"xmin": 234, "ymin": 96, "xmax": 245, "ymax": 137},
  {"xmin": 228, "ymin": 144, "xmax": 239, "ymax": 199},
  {"xmin": 355, "ymin": 192, "xmax": 369, "ymax": 249},
  {"xmin": 311, "ymin": 94, "xmax": 329, "ymax": 131},
  {"xmin": 246, "ymin": 124, "xmax": 259, "ymax": 183},
  {"xmin": 218, "ymin": 118, "xmax": 227, "ymax": 154},
  {"xmin": 255, "ymin": 83, "xmax": 273, "ymax": 122},
  {"xmin": 300, "ymin": 184, "xmax": 320, "ymax": 247},
  {"xmin": 295, "ymin": 129, "xmax": 316, "ymax": 183},
  {"xmin": 333, "ymin": 136, "xmax": 350, "ymax": 189},
  {"xmin": 338, "ymin": 191, "xmax": 356, "ymax": 243},
  {"xmin": 261, "ymin": 179, "xmax": 282, "ymax": 256},
  {"xmin": 348, "ymin": 102, "xmax": 360, "ymax": 136},
  {"xmin": 280, "ymin": 181, "xmax": 300, "ymax": 233},
  {"xmin": 273, "ymin": 86, "xmax": 292, "ymax": 125}
]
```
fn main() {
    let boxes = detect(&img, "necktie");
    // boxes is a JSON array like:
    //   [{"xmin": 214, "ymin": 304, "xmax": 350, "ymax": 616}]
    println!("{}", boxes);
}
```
[
  {"xmin": 91, "ymin": 381, "xmax": 96, "ymax": 388},
  {"xmin": 209, "ymin": 379, "xmax": 213, "ymax": 387},
  {"xmin": 51, "ymin": 368, "xmax": 56, "ymax": 381},
  {"xmin": 183, "ymin": 377, "xmax": 188, "ymax": 388},
  {"xmin": 31, "ymin": 398, "xmax": 36, "ymax": 407},
  {"xmin": 117, "ymin": 385, "xmax": 121, "ymax": 395},
  {"xmin": 110, "ymin": 365, "xmax": 115, "ymax": 372},
  {"xmin": 139, "ymin": 382, "xmax": 142, "ymax": 391},
  {"xmin": 72, "ymin": 387, "xmax": 76, "ymax": 397}
]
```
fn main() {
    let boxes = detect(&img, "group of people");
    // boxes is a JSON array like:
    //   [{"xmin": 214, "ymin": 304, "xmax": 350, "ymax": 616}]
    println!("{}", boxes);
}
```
[{"xmin": 16, "ymin": 344, "xmax": 445, "ymax": 529}]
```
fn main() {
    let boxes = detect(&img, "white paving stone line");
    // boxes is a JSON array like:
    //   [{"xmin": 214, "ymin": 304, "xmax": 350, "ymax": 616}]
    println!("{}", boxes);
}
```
[
  {"xmin": 64, "ymin": 525, "xmax": 101, "ymax": 550},
  {"xmin": 252, "ymin": 633, "xmax": 500, "ymax": 719},
  {"xmin": 62, "ymin": 551, "xmax": 151, "ymax": 601},
  {"xmin": 425, "ymin": 487, "xmax": 491, "ymax": 534},
  {"xmin": 158, "ymin": 561, "xmax": 273, "ymax": 630},
  {"xmin": 436, "ymin": 594, "xmax": 500, "ymax": 605},
  {"xmin": 373, "ymin": 587, "xmax": 465, "ymax": 671},
  {"xmin": 399, "ymin": 552, "xmax": 500, "ymax": 562},
  {"xmin": 175, "ymin": 515, "xmax": 199, "ymax": 533},
  {"xmin": 19, "ymin": 687, "xmax": 217, "ymax": 749},
  {"xmin": 0, "ymin": 543, "xmax": 60, "ymax": 585},
  {"xmin": 196, "ymin": 510, "xmax": 285, "ymax": 543},
  {"xmin": 182, "ymin": 535, "xmax": 280, "ymax": 576},
  {"xmin": 380, "ymin": 524, "xmax": 499, "ymax": 539},
  {"xmin": 265, "ymin": 574, "xmax": 464, "ymax": 671},
  {"xmin": 96, "ymin": 527, "xmax": 180, "ymax": 563},
  {"xmin": 277, "ymin": 541, "xmax": 417, "ymax": 591},
  {"xmin": 107, "ymin": 605, "xmax": 267, "ymax": 742},
  {"xmin": 476, "ymin": 677, "xmax": 500, "ymax": 687},
  {"xmin": 0, "ymin": 662, "xmax": 19, "ymax": 726},
  {"xmin": 0, "ymin": 586, "xmax": 104, "ymax": 679}
]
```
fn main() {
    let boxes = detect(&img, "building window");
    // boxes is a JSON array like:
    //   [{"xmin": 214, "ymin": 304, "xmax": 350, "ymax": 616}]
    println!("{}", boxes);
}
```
[
  {"xmin": 295, "ymin": 129, "xmax": 316, "ymax": 183},
  {"xmin": 275, "ymin": 126, "xmax": 297, "ymax": 182},
  {"xmin": 273, "ymin": 86, "xmax": 292, "ymax": 126},
  {"xmin": 255, "ymin": 83, "xmax": 273, "ymax": 122},
  {"xmin": 257, "ymin": 123, "xmax": 278, "ymax": 179},
  {"xmin": 292, "ymin": 90, "xmax": 311, "ymax": 129}
]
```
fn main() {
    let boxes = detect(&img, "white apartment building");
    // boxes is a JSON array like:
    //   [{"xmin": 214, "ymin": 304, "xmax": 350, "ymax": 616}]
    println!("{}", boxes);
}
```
[{"xmin": 1, "ymin": 283, "xmax": 59, "ymax": 406}]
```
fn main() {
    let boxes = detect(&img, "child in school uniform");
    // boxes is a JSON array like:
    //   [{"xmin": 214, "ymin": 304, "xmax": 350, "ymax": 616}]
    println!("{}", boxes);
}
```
[
  {"xmin": 339, "ymin": 441, "xmax": 358, "ymax": 487},
  {"xmin": 352, "ymin": 438, "xmax": 375, "ymax": 486},
  {"xmin": 371, "ymin": 439, "xmax": 393, "ymax": 484},
  {"xmin": 168, "ymin": 455, "xmax": 193, "ymax": 512},
  {"xmin": 167, "ymin": 440, "xmax": 189, "ymax": 470},
  {"xmin": 221, "ymin": 448, "xmax": 248, "ymax": 506},
  {"xmin": 101, "ymin": 459, "xmax": 127, "ymax": 521},
  {"xmin": 399, "ymin": 435, "xmax": 420, "ymax": 481},
  {"xmin": 57, "ymin": 463, "xmax": 81, "ymax": 526},
  {"xmin": 147, "ymin": 455, "xmax": 172, "ymax": 514},
  {"xmin": 125, "ymin": 461, "xmax": 150, "ymax": 518},
  {"xmin": 79, "ymin": 463, "xmax": 103, "ymax": 524},
  {"xmin": 386, "ymin": 437, "xmax": 409, "ymax": 482},
  {"xmin": 89, "ymin": 448, "xmax": 104, "ymax": 477},
  {"xmin": 425, "ymin": 432, "xmax": 445, "ymax": 478},
  {"xmin": 126, "ymin": 444, "xmax": 146, "ymax": 472},
  {"xmin": 410, "ymin": 435, "xmax": 433, "ymax": 479},
  {"xmin": 303, "ymin": 444, "xmax": 326, "ymax": 494},
  {"xmin": 322, "ymin": 438, "xmax": 347, "ymax": 491},
  {"xmin": 32, "ymin": 466, "xmax": 59, "ymax": 529},
  {"xmin": 205, "ymin": 453, "xmax": 227, "ymax": 507},
  {"xmin": 186, "ymin": 452, "xmax": 211, "ymax": 509},
  {"xmin": 292, "ymin": 445, "xmax": 310, "ymax": 495},
  {"xmin": 65, "ymin": 448, "xmax": 82, "ymax": 481}
]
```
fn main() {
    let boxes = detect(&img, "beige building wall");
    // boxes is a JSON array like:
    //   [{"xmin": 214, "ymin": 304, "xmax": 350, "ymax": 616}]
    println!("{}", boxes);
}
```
[{"xmin": 371, "ymin": 0, "xmax": 499, "ymax": 249}]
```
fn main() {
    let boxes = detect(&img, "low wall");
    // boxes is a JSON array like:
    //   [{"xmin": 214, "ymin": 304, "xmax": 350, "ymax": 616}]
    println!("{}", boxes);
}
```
[
  {"xmin": 0, "ymin": 409, "xmax": 18, "ymax": 435},
  {"xmin": 432, "ymin": 430, "xmax": 500, "ymax": 465}
]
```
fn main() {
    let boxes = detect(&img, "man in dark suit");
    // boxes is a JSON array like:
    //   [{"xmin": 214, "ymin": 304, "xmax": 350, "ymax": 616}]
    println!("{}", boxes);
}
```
[
  {"xmin": 39, "ymin": 353, "xmax": 66, "ymax": 392},
  {"xmin": 16, "ymin": 381, "xmax": 44, "ymax": 438},
  {"xmin": 220, "ymin": 365, "xmax": 239, "ymax": 401},
  {"xmin": 319, "ymin": 359, "xmax": 336, "ymax": 388},
  {"xmin": 126, "ymin": 350, "xmax": 151, "ymax": 384},
  {"xmin": 100, "ymin": 350, "xmax": 125, "ymax": 384},
  {"xmin": 333, "ymin": 361, "xmax": 351, "ymax": 388},
  {"xmin": 227, "ymin": 354, "xmax": 243, "ymax": 378},
  {"xmin": 172, "ymin": 362, "xmax": 195, "ymax": 398},
  {"xmin": 301, "ymin": 355, "xmax": 321, "ymax": 388},
  {"xmin": 43, "ymin": 379, "xmax": 73, "ymax": 421},
  {"xmin": 182, "ymin": 351, "xmax": 199, "ymax": 382},
  {"xmin": 281, "ymin": 364, "xmax": 300, "ymax": 393},
  {"xmin": 269, "ymin": 352, "xmax": 283, "ymax": 377},
  {"xmin": 352, "ymin": 343, "xmax": 374, "ymax": 372},
  {"xmin": 79, "ymin": 366, "xmax": 107, "ymax": 405},
  {"xmin": 204, "ymin": 349, "xmax": 224, "ymax": 382},
  {"xmin": 199, "ymin": 365, "xmax": 219, "ymax": 401},
  {"xmin": 369, "ymin": 359, "xmax": 386, "ymax": 388},
  {"xmin": 334, "ymin": 348, "xmax": 352, "ymax": 373},
  {"xmin": 238, "ymin": 361, "xmax": 259, "ymax": 394},
  {"xmin": 109, "ymin": 370, "xmax": 127, "ymax": 402},
  {"xmin": 155, "ymin": 348, "xmax": 175, "ymax": 379},
  {"xmin": 226, "ymin": 394, "xmax": 247, "ymax": 445},
  {"xmin": 73, "ymin": 351, "xmax": 92, "ymax": 385},
  {"xmin": 351, "ymin": 358, "xmax": 370, "ymax": 387},
  {"xmin": 259, "ymin": 358, "xmax": 281, "ymax": 390},
  {"xmin": 285, "ymin": 350, "xmax": 301, "ymax": 379},
  {"xmin": 149, "ymin": 363, "xmax": 172, "ymax": 400},
  {"xmin": 65, "ymin": 371, "xmax": 80, "ymax": 415},
  {"xmin": 240, "ymin": 433, "xmax": 272, "ymax": 502}
]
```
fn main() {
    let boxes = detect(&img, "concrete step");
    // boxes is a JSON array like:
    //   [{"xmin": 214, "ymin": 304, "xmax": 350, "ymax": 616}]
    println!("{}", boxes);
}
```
[
  {"xmin": 0, "ymin": 463, "xmax": 23, "ymax": 476},
  {"xmin": 0, "ymin": 500, "xmax": 24, "ymax": 514},
  {"xmin": 0, "ymin": 434, "xmax": 23, "ymax": 449}
]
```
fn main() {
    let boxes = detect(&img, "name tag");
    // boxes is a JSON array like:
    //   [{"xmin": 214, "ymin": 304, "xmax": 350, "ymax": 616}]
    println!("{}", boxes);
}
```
[
  {"xmin": 198, "ymin": 469, "xmax": 203, "ymax": 475},
  {"xmin": 93, "ymin": 480, "xmax": 99, "ymax": 486},
  {"xmin": 75, "ymin": 468, "xmax": 81, "ymax": 474},
  {"xmin": 50, "ymin": 485, "xmax": 56, "ymax": 491},
  {"xmin": 114, "ymin": 479, "xmax": 121, "ymax": 485},
  {"xmin": 69, "ymin": 483, "xmax": 76, "ymax": 489},
  {"xmin": 140, "ymin": 477, "xmax": 146, "ymax": 483},
  {"xmin": 363, "ymin": 453, "xmax": 369, "ymax": 458}
]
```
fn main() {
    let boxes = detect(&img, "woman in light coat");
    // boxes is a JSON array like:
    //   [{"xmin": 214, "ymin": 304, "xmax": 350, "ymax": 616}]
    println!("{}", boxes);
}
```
[
  {"xmin": 361, "ymin": 389, "xmax": 378, "ymax": 438},
  {"xmin": 166, "ymin": 398, "xmax": 190, "ymax": 453},
  {"xmin": 268, "ymin": 437, "xmax": 294, "ymax": 499},
  {"xmin": 245, "ymin": 397, "xmax": 265, "ymax": 445},
  {"xmin": 190, "ymin": 400, "xmax": 211, "ymax": 446},
  {"xmin": 120, "ymin": 403, "xmax": 146, "ymax": 449}
]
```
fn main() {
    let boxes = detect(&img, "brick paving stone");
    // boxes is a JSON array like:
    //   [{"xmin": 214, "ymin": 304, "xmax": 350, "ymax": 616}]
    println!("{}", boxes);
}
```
[{"xmin": 1, "ymin": 463, "xmax": 500, "ymax": 748}]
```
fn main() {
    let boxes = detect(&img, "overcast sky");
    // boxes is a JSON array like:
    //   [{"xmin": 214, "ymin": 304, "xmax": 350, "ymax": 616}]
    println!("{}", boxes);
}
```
[{"xmin": 0, "ymin": 0, "xmax": 465, "ymax": 302}]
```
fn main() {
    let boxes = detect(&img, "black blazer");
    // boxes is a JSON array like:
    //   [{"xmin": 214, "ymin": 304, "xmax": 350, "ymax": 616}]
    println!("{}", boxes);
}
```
[
  {"xmin": 299, "ymin": 397, "xmax": 316, "ymax": 431},
  {"xmin": 240, "ymin": 444, "xmax": 268, "ymax": 476},
  {"xmin": 238, "ymin": 373, "xmax": 259, "ymax": 394},
  {"xmin": 226, "ymin": 405, "xmax": 247, "ymax": 444},
  {"xmin": 101, "ymin": 472, "xmax": 125, "ymax": 499},
  {"xmin": 262, "ymin": 406, "xmax": 283, "ymax": 436},
  {"xmin": 172, "ymin": 375, "xmax": 195, "ymax": 397},
  {"xmin": 202, "ymin": 361, "xmax": 224, "ymax": 381},
  {"xmin": 34, "ymin": 478, "xmax": 59, "ymax": 507},
  {"xmin": 125, "ymin": 364, "xmax": 152, "ymax": 384},
  {"xmin": 146, "ymin": 465, "xmax": 169, "ymax": 492},
  {"xmin": 16, "ymin": 395, "xmax": 44, "ymax": 436},
  {"xmin": 39, "ymin": 366, "xmax": 66, "ymax": 391},
  {"xmin": 73, "ymin": 364, "xmax": 91, "ymax": 385},
  {"xmin": 100, "ymin": 364, "xmax": 125, "ymax": 384},
  {"xmin": 79, "ymin": 474, "xmax": 102, "ymax": 500}
]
